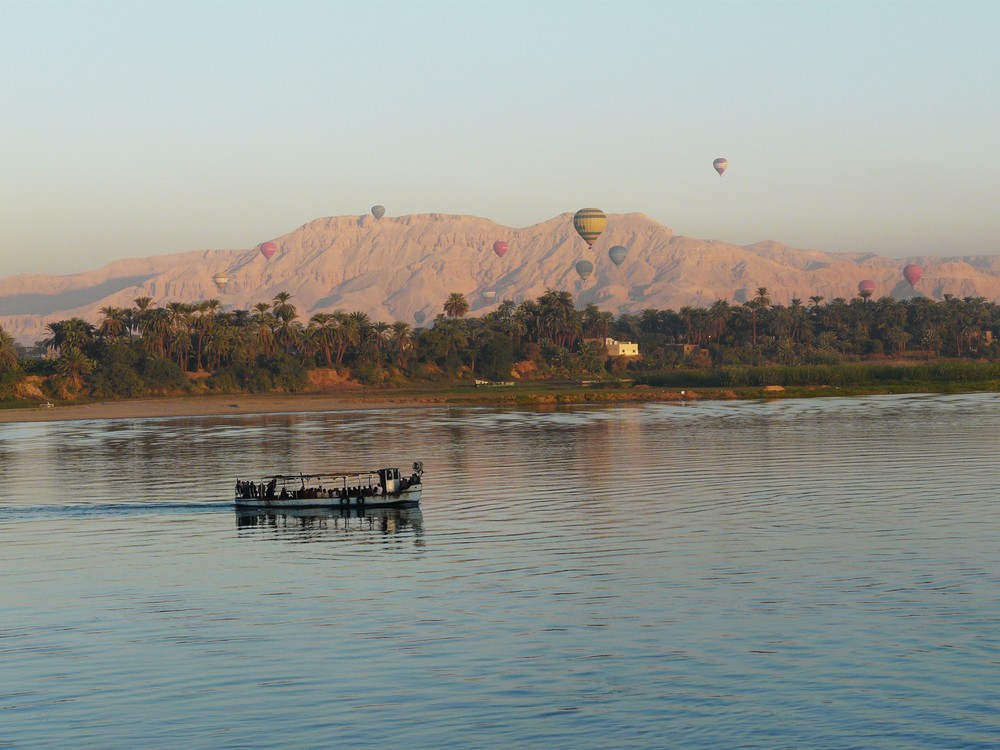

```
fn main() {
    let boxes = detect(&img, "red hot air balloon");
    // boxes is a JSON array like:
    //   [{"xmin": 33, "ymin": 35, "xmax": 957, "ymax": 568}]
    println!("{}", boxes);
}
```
[
  {"xmin": 493, "ymin": 241, "xmax": 509, "ymax": 258},
  {"xmin": 858, "ymin": 279, "xmax": 876, "ymax": 296},
  {"xmin": 903, "ymin": 264, "xmax": 923, "ymax": 286},
  {"xmin": 259, "ymin": 241, "xmax": 277, "ymax": 261}
]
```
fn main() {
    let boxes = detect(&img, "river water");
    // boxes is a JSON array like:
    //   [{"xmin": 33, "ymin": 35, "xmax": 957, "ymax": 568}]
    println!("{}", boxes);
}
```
[{"xmin": 2, "ymin": 394, "xmax": 999, "ymax": 748}]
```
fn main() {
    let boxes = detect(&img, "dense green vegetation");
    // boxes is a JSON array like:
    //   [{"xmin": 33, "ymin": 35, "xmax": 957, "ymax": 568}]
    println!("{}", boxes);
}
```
[{"xmin": 2, "ymin": 286, "xmax": 999, "ymax": 404}]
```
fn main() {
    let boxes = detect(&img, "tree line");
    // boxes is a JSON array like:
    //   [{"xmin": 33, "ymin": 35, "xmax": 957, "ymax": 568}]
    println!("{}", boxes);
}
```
[{"xmin": 1, "ymin": 286, "xmax": 999, "ymax": 402}]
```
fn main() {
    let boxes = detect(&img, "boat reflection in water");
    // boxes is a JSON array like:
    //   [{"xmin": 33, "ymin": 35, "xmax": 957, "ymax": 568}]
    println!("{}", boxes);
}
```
[{"xmin": 235, "ymin": 504, "xmax": 424, "ymax": 546}]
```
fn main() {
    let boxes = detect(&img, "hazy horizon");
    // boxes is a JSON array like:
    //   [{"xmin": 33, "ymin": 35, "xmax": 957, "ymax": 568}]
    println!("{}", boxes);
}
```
[{"xmin": 4, "ymin": 0, "xmax": 999, "ymax": 277}]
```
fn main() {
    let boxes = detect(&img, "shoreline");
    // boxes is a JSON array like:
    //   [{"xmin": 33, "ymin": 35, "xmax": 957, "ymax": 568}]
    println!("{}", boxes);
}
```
[
  {"xmin": 0, "ymin": 382, "xmax": 986, "ymax": 424},
  {"xmin": 0, "ymin": 391, "xmax": 453, "ymax": 424}
]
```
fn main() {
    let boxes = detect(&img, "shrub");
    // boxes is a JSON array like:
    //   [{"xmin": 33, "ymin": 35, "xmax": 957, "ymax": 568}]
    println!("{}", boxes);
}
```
[
  {"xmin": 263, "ymin": 354, "xmax": 308, "ymax": 392},
  {"xmin": 209, "ymin": 360, "xmax": 287, "ymax": 393},
  {"xmin": 90, "ymin": 344, "xmax": 147, "ymax": 398},
  {"xmin": 478, "ymin": 334, "xmax": 515, "ymax": 382},
  {"xmin": 141, "ymin": 357, "xmax": 188, "ymax": 393}
]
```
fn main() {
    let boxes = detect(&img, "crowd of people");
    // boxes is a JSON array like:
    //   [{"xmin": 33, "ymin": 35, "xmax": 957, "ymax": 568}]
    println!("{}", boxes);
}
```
[{"xmin": 235, "ymin": 478, "xmax": 385, "ymax": 501}]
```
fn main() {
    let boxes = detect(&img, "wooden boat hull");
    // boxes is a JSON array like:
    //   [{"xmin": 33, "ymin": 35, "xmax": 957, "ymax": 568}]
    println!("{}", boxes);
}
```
[{"xmin": 234, "ymin": 484, "xmax": 421, "ymax": 510}]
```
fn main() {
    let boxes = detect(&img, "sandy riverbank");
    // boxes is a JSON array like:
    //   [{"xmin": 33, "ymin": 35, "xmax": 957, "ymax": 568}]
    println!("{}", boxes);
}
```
[
  {"xmin": 0, "ymin": 385, "xmax": 705, "ymax": 424},
  {"xmin": 3, "ymin": 380, "xmax": 982, "ymax": 424},
  {"xmin": 0, "ymin": 392, "xmax": 446, "ymax": 424}
]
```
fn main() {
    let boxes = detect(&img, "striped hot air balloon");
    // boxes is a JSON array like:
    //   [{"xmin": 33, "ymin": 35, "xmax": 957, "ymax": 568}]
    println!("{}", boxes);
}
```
[
  {"xmin": 573, "ymin": 208, "xmax": 607, "ymax": 248},
  {"xmin": 212, "ymin": 272, "xmax": 230, "ymax": 292},
  {"xmin": 713, "ymin": 157, "xmax": 729, "ymax": 176},
  {"xmin": 371, "ymin": 205, "xmax": 385, "ymax": 219},
  {"xmin": 858, "ymin": 279, "xmax": 876, "ymax": 296}
]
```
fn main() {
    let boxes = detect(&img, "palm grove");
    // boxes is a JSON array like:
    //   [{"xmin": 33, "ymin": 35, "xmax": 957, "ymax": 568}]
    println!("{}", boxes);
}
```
[{"xmin": 2, "ymin": 287, "xmax": 1000, "ymax": 402}]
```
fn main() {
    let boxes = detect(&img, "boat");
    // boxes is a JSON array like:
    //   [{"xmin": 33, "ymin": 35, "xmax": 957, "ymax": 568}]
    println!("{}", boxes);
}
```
[{"xmin": 234, "ymin": 462, "xmax": 423, "ymax": 509}]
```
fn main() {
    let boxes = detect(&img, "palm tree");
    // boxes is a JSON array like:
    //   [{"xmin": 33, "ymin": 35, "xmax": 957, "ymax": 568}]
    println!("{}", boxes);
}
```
[
  {"xmin": 191, "ymin": 300, "xmax": 220, "ymax": 371},
  {"xmin": 129, "ymin": 296, "xmax": 155, "ymax": 339},
  {"xmin": 495, "ymin": 299, "xmax": 517, "ymax": 323},
  {"xmin": 389, "ymin": 321, "xmax": 414, "ymax": 364},
  {"xmin": 431, "ymin": 316, "xmax": 468, "ymax": 358},
  {"xmin": 443, "ymin": 292, "xmax": 470, "ymax": 319},
  {"xmin": 272, "ymin": 292, "xmax": 297, "ymax": 322},
  {"xmin": 140, "ymin": 308, "xmax": 171, "ymax": 358},
  {"xmin": 516, "ymin": 300, "xmax": 542, "ymax": 344},
  {"xmin": 370, "ymin": 321, "xmax": 392, "ymax": 360},
  {"xmin": 887, "ymin": 327, "xmax": 911, "ymax": 357},
  {"xmin": 249, "ymin": 303, "xmax": 277, "ymax": 359},
  {"xmin": 581, "ymin": 304, "xmax": 614, "ymax": 340},
  {"xmin": 97, "ymin": 307, "xmax": 127, "ymax": 342},
  {"xmin": 640, "ymin": 308, "xmax": 662, "ymax": 336},
  {"xmin": 743, "ymin": 287, "xmax": 771, "ymax": 347},
  {"xmin": 270, "ymin": 293, "xmax": 300, "ymax": 355},
  {"xmin": 204, "ymin": 320, "xmax": 240, "ymax": 370},
  {"xmin": 920, "ymin": 326, "xmax": 944, "ymax": 359},
  {"xmin": 165, "ymin": 302, "xmax": 194, "ymax": 369},
  {"xmin": 309, "ymin": 312, "xmax": 339, "ymax": 367},
  {"xmin": 538, "ymin": 289, "xmax": 579, "ymax": 348},
  {"xmin": 296, "ymin": 324, "xmax": 319, "ymax": 365},
  {"xmin": 0, "ymin": 326, "xmax": 20, "ymax": 373},
  {"xmin": 55, "ymin": 346, "xmax": 95, "ymax": 392},
  {"xmin": 707, "ymin": 300, "xmax": 732, "ymax": 345}
]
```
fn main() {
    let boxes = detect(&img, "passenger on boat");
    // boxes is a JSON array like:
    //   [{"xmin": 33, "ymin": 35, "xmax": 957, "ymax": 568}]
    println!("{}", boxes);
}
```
[{"xmin": 279, "ymin": 487, "xmax": 288, "ymax": 500}]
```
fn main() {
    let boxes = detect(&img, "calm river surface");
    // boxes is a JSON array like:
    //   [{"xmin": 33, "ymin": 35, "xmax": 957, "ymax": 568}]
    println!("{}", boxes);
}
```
[{"xmin": 2, "ymin": 394, "xmax": 1000, "ymax": 748}]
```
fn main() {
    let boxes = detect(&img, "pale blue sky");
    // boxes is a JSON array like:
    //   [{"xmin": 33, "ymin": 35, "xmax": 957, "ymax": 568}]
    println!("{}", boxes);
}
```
[{"xmin": 2, "ymin": 0, "xmax": 998, "ymax": 276}]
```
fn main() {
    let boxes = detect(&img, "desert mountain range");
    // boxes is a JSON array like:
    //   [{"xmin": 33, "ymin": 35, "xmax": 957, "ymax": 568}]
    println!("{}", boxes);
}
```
[{"xmin": 3, "ymin": 212, "xmax": 1000, "ymax": 346}]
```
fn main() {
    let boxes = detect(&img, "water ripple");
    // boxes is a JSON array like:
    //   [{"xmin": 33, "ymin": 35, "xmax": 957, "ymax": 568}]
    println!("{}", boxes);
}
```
[{"xmin": 2, "ymin": 394, "xmax": 1000, "ymax": 747}]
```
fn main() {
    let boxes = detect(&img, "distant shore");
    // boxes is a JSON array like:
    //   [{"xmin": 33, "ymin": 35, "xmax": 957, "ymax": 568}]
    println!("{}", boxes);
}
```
[{"xmin": 1, "ymin": 380, "xmax": 987, "ymax": 424}]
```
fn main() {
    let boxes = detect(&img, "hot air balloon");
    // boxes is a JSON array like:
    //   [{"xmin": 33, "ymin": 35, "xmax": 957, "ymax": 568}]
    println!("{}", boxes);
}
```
[
  {"xmin": 414, "ymin": 310, "xmax": 426, "ymax": 325},
  {"xmin": 371, "ymin": 205, "xmax": 385, "ymax": 219},
  {"xmin": 713, "ymin": 157, "xmax": 728, "ymax": 176},
  {"xmin": 575, "ymin": 259, "xmax": 594, "ymax": 281},
  {"xmin": 903, "ymin": 264, "xmax": 923, "ymax": 286},
  {"xmin": 212, "ymin": 272, "xmax": 230, "ymax": 292},
  {"xmin": 493, "ymin": 240, "xmax": 509, "ymax": 258},
  {"xmin": 259, "ymin": 241, "xmax": 277, "ymax": 261},
  {"xmin": 482, "ymin": 289, "xmax": 498, "ymax": 300},
  {"xmin": 608, "ymin": 245, "xmax": 628, "ymax": 267},
  {"xmin": 858, "ymin": 279, "xmax": 876, "ymax": 296},
  {"xmin": 573, "ymin": 208, "xmax": 607, "ymax": 248}
]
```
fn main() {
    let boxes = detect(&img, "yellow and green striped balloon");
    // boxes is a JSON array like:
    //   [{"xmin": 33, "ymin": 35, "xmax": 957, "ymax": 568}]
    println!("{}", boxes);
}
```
[{"xmin": 572, "ymin": 208, "xmax": 607, "ymax": 248}]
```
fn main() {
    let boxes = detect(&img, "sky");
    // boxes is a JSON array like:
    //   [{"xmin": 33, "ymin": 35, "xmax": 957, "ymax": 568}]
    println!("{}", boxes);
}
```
[{"xmin": 2, "ymin": 0, "xmax": 999, "ymax": 277}]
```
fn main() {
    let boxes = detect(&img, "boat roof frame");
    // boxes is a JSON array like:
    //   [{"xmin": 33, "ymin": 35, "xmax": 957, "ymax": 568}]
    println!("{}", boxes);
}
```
[{"xmin": 244, "ymin": 469, "xmax": 399, "ymax": 482}]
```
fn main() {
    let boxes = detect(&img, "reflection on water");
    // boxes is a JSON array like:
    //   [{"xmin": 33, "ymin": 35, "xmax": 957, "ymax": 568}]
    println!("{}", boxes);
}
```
[
  {"xmin": 236, "ymin": 505, "xmax": 425, "ymax": 546},
  {"xmin": 3, "ymin": 393, "xmax": 1000, "ymax": 748}
]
